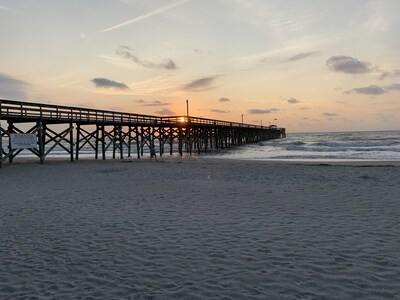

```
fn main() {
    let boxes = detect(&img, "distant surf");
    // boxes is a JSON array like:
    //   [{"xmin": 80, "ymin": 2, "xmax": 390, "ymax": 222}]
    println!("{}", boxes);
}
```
[
  {"xmin": 207, "ymin": 131, "xmax": 400, "ymax": 161},
  {"xmin": 4, "ymin": 130, "xmax": 400, "ymax": 162}
]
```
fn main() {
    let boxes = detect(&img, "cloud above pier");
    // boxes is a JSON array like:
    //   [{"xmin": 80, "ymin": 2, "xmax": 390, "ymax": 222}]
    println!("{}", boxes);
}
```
[
  {"xmin": 386, "ymin": 83, "xmax": 400, "ymax": 91},
  {"xmin": 287, "ymin": 97, "xmax": 300, "ymax": 104},
  {"xmin": 116, "ymin": 46, "xmax": 177, "ymax": 70},
  {"xmin": 326, "ymin": 56, "xmax": 373, "ymax": 74},
  {"xmin": 247, "ymin": 109, "xmax": 273, "ymax": 115},
  {"xmin": 346, "ymin": 85, "xmax": 386, "ymax": 95},
  {"xmin": 210, "ymin": 109, "xmax": 230, "ymax": 114},
  {"xmin": 91, "ymin": 78, "xmax": 129, "ymax": 90},
  {"xmin": 0, "ymin": 73, "xmax": 28, "ymax": 86},
  {"xmin": 136, "ymin": 100, "xmax": 171, "ymax": 106},
  {"xmin": 283, "ymin": 52, "xmax": 319, "ymax": 63},
  {"xmin": 182, "ymin": 76, "xmax": 218, "ymax": 92},
  {"xmin": 155, "ymin": 108, "xmax": 176, "ymax": 115},
  {"xmin": 323, "ymin": 112, "xmax": 339, "ymax": 117},
  {"xmin": 0, "ymin": 73, "xmax": 29, "ymax": 99},
  {"xmin": 379, "ymin": 70, "xmax": 400, "ymax": 80}
]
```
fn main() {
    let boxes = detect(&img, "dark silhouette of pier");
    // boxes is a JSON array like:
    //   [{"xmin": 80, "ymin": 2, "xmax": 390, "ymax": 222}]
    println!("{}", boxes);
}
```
[{"xmin": 0, "ymin": 99, "xmax": 285, "ymax": 167}]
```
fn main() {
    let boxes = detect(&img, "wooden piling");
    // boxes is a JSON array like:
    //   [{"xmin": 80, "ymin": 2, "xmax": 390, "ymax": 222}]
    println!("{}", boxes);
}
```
[
  {"xmin": 0, "ymin": 120, "xmax": 3, "ymax": 169},
  {"xmin": 38, "ymin": 121, "xmax": 45, "ymax": 164},
  {"xmin": 75, "ymin": 123, "xmax": 80, "ymax": 160}
]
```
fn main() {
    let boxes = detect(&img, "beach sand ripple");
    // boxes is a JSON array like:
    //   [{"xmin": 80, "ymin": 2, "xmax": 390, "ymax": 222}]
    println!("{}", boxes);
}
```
[{"xmin": 1, "ymin": 159, "xmax": 399, "ymax": 299}]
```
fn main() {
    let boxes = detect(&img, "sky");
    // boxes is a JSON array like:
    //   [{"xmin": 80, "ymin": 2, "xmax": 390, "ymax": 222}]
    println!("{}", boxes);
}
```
[{"xmin": 1, "ymin": 0, "xmax": 400, "ymax": 132}]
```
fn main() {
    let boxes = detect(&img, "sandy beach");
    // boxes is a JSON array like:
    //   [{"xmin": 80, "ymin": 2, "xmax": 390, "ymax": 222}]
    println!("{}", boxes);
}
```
[{"xmin": 1, "ymin": 157, "xmax": 399, "ymax": 299}]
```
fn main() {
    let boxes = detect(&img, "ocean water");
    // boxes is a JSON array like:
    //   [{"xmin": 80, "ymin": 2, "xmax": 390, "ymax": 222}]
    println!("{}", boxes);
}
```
[
  {"xmin": 208, "ymin": 130, "xmax": 400, "ymax": 161},
  {"xmin": 3, "ymin": 130, "xmax": 400, "ymax": 162}
]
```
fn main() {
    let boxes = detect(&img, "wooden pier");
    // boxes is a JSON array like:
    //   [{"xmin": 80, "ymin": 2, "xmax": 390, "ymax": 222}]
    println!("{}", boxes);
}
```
[{"xmin": 0, "ymin": 99, "xmax": 285, "ymax": 167}]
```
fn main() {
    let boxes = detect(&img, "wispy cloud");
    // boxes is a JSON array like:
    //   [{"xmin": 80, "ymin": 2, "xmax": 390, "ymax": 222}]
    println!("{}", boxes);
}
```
[
  {"xmin": 91, "ymin": 78, "xmax": 129, "ymax": 90},
  {"xmin": 155, "ymin": 108, "xmax": 176, "ymax": 116},
  {"xmin": 126, "ymin": 75, "xmax": 177, "ymax": 95},
  {"xmin": 136, "ymin": 100, "xmax": 171, "ymax": 106},
  {"xmin": 199, "ymin": 108, "xmax": 231, "ymax": 114},
  {"xmin": 386, "ymin": 83, "xmax": 400, "ymax": 91},
  {"xmin": 116, "ymin": 46, "xmax": 177, "ymax": 70},
  {"xmin": 100, "ymin": 0, "xmax": 189, "ymax": 32},
  {"xmin": 283, "ymin": 51, "xmax": 319, "ymax": 63},
  {"xmin": 0, "ymin": 5, "xmax": 19, "ymax": 12},
  {"xmin": 379, "ymin": 69, "xmax": 400, "ymax": 80},
  {"xmin": 219, "ymin": 97, "xmax": 230, "ymax": 102},
  {"xmin": 326, "ymin": 56, "xmax": 373, "ymax": 74},
  {"xmin": 323, "ymin": 112, "xmax": 339, "ymax": 117},
  {"xmin": 287, "ymin": 97, "xmax": 300, "ymax": 104},
  {"xmin": 345, "ymin": 85, "xmax": 386, "ymax": 95},
  {"xmin": 345, "ymin": 83, "xmax": 400, "ymax": 95},
  {"xmin": 247, "ymin": 109, "xmax": 273, "ymax": 114},
  {"xmin": 0, "ymin": 73, "xmax": 29, "ymax": 99},
  {"xmin": 0, "ymin": 73, "xmax": 28, "ymax": 86},
  {"xmin": 232, "ymin": 44, "xmax": 300, "ymax": 63},
  {"xmin": 0, "ymin": 5, "xmax": 23, "ymax": 15},
  {"xmin": 210, "ymin": 109, "xmax": 230, "ymax": 114},
  {"xmin": 182, "ymin": 76, "xmax": 219, "ymax": 92}
]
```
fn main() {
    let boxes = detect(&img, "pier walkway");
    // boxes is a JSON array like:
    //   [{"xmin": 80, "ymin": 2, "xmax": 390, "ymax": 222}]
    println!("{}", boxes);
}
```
[{"xmin": 0, "ymin": 99, "xmax": 285, "ymax": 167}]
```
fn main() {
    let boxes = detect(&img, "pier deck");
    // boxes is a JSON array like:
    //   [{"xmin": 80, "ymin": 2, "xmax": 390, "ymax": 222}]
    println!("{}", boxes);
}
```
[{"xmin": 0, "ymin": 99, "xmax": 285, "ymax": 167}]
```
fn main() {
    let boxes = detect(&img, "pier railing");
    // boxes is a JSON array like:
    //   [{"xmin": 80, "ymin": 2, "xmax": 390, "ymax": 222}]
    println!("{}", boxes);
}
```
[{"xmin": 0, "ymin": 99, "xmax": 282, "ymax": 130}]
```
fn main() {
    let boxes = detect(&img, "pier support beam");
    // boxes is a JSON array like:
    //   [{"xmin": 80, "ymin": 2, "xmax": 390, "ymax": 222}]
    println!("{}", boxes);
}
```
[
  {"xmin": 76, "ymin": 124, "xmax": 80, "ymax": 160},
  {"xmin": 178, "ymin": 126, "xmax": 183, "ymax": 156},
  {"xmin": 42, "ymin": 124, "xmax": 74, "ymax": 162},
  {"xmin": 135, "ymin": 126, "xmax": 140, "ymax": 159},
  {"xmin": 101, "ymin": 125, "xmax": 106, "ymax": 160},
  {"xmin": 38, "ymin": 121, "xmax": 45, "ymax": 164},
  {"xmin": 7, "ymin": 121, "xmax": 14, "ymax": 163},
  {"xmin": 0, "ymin": 120, "xmax": 3, "ymax": 168},
  {"xmin": 79, "ymin": 124, "xmax": 103, "ymax": 160},
  {"xmin": 169, "ymin": 127, "xmax": 174, "ymax": 156},
  {"xmin": 127, "ymin": 126, "xmax": 132, "ymax": 158},
  {"xmin": 70, "ymin": 123, "xmax": 74, "ymax": 162},
  {"xmin": 95, "ymin": 124, "xmax": 100, "ymax": 160}
]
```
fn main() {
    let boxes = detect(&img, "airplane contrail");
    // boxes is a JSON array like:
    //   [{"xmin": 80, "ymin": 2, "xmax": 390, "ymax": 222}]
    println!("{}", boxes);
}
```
[{"xmin": 100, "ymin": 0, "xmax": 189, "ymax": 33}]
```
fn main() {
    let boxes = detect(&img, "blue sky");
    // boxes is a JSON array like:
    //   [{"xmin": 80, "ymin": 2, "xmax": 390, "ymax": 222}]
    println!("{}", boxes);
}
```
[{"xmin": 1, "ymin": 0, "xmax": 400, "ymax": 132}]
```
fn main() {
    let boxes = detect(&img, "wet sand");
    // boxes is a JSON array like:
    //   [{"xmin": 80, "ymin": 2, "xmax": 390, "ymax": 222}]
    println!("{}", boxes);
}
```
[{"xmin": 1, "ymin": 157, "xmax": 399, "ymax": 299}]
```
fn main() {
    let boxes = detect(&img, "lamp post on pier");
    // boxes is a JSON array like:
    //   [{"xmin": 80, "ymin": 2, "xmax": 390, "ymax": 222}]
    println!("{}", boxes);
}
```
[
  {"xmin": 241, "ymin": 114, "xmax": 243, "ymax": 125},
  {"xmin": 186, "ymin": 99, "xmax": 189, "ymax": 117}
]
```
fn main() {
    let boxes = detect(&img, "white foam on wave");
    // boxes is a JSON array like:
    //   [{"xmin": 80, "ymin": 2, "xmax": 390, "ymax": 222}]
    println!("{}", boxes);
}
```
[{"xmin": 209, "ymin": 130, "xmax": 400, "ymax": 161}]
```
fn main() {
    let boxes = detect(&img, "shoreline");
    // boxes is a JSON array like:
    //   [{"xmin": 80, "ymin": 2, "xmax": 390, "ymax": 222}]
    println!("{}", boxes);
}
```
[{"xmin": 2, "ymin": 154, "xmax": 400, "ymax": 168}]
